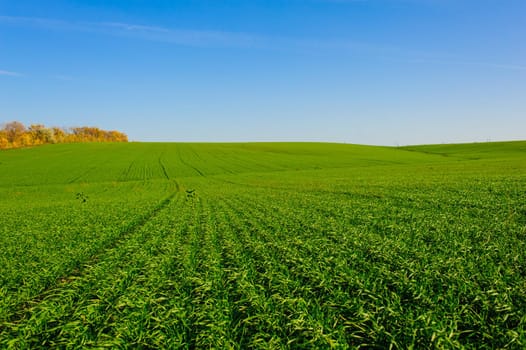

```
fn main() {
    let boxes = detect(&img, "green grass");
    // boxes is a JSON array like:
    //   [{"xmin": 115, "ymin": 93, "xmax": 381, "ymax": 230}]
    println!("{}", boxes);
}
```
[{"xmin": 1, "ymin": 141, "xmax": 525, "ymax": 348}]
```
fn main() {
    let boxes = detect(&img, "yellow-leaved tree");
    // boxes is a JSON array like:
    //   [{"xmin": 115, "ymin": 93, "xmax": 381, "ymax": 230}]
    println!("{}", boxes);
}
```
[{"xmin": 0, "ymin": 121, "xmax": 128, "ymax": 150}]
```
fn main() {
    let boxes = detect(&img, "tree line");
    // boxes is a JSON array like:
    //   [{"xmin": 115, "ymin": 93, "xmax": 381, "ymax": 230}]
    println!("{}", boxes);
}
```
[{"xmin": 0, "ymin": 121, "xmax": 128, "ymax": 149}]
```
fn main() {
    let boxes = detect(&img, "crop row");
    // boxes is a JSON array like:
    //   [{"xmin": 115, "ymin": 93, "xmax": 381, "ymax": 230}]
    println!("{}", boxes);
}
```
[
  {"xmin": 0, "ymin": 180, "xmax": 175, "ymax": 323},
  {"xmin": 1, "ymin": 143, "xmax": 525, "ymax": 348}
]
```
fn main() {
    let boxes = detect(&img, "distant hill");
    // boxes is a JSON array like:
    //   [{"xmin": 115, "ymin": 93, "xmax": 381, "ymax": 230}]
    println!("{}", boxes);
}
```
[
  {"xmin": 1, "ymin": 140, "xmax": 524, "ymax": 186},
  {"xmin": 402, "ymin": 140, "xmax": 526, "ymax": 160}
]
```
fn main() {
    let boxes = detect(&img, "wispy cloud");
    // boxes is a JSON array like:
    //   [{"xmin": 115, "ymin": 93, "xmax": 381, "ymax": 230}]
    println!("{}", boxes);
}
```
[
  {"xmin": 405, "ymin": 58, "xmax": 526, "ymax": 72},
  {"xmin": 0, "ymin": 15, "xmax": 263, "ymax": 48},
  {"xmin": 472, "ymin": 62, "xmax": 526, "ymax": 71},
  {"xmin": 99, "ymin": 21, "xmax": 263, "ymax": 47},
  {"xmin": 0, "ymin": 15, "xmax": 523, "ymax": 73},
  {"xmin": 0, "ymin": 70, "xmax": 22, "ymax": 77}
]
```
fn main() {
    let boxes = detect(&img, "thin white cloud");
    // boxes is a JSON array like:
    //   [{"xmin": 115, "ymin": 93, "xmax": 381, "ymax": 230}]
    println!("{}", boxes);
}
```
[
  {"xmin": 0, "ymin": 15, "xmax": 455, "ymax": 56},
  {"xmin": 0, "ymin": 15, "xmax": 263, "ymax": 48},
  {"xmin": 0, "ymin": 70, "xmax": 22, "ymax": 77},
  {"xmin": 97, "ymin": 21, "xmax": 262, "ymax": 47},
  {"xmin": 0, "ymin": 15, "xmax": 523, "ymax": 72},
  {"xmin": 405, "ymin": 58, "xmax": 526, "ymax": 72},
  {"xmin": 478, "ymin": 63, "xmax": 526, "ymax": 71}
]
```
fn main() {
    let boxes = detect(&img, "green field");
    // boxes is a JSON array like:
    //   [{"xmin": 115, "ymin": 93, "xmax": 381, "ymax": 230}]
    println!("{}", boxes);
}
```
[{"xmin": 1, "ymin": 141, "xmax": 525, "ymax": 348}]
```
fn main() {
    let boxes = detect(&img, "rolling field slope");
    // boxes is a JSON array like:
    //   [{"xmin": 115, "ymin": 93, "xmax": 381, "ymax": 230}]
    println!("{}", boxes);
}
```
[{"xmin": 1, "ymin": 142, "xmax": 525, "ymax": 348}]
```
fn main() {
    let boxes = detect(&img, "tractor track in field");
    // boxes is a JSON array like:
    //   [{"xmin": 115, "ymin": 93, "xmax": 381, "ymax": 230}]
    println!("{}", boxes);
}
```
[
  {"xmin": 188, "ymin": 146, "xmax": 237, "ymax": 175},
  {"xmin": 0, "ymin": 188, "xmax": 179, "ymax": 327},
  {"xmin": 67, "ymin": 166, "xmax": 98, "ymax": 184},
  {"xmin": 118, "ymin": 160, "xmax": 136, "ymax": 181},
  {"xmin": 177, "ymin": 147, "xmax": 205, "ymax": 177},
  {"xmin": 158, "ymin": 153, "xmax": 170, "ymax": 180}
]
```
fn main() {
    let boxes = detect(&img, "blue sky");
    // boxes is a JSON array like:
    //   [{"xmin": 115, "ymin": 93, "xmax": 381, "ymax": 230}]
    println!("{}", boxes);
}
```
[{"xmin": 1, "ymin": 0, "xmax": 525, "ymax": 145}]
